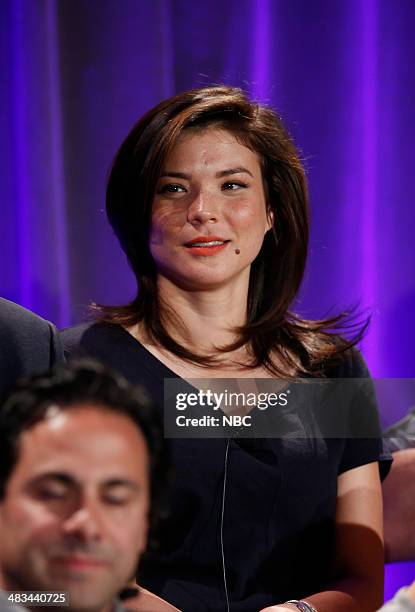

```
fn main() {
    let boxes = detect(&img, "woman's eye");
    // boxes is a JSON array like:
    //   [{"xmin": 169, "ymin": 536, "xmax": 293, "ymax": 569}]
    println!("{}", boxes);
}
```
[
  {"xmin": 222, "ymin": 181, "xmax": 246, "ymax": 191},
  {"xmin": 158, "ymin": 183, "xmax": 187, "ymax": 194}
]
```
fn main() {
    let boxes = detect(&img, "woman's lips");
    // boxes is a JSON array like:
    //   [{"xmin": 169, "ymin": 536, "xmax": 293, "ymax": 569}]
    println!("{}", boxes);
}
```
[{"xmin": 184, "ymin": 238, "xmax": 230, "ymax": 256}]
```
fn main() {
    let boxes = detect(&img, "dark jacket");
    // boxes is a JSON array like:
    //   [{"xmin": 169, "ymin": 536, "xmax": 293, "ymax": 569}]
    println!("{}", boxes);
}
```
[{"xmin": 0, "ymin": 298, "xmax": 64, "ymax": 402}]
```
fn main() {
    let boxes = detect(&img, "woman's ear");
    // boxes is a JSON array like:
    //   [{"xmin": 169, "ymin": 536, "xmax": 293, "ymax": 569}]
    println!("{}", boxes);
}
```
[{"xmin": 266, "ymin": 207, "xmax": 275, "ymax": 232}]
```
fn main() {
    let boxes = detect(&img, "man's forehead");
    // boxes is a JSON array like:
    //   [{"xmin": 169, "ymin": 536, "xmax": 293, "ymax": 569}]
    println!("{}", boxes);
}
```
[
  {"xmin": 27, "ymin": 471, "xmax": 142, "ymax": 490},
  {"xmin": 21, "ymin": 403, "xmax": 143, "ymax": 442},
  {"xmin": 11, "ymin": 406, "xmax": 148, "ymax": 482}
]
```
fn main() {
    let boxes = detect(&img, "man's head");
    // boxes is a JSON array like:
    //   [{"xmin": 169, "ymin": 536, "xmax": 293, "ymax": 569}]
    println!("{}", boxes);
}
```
[{"xmin": 0, "ymin": 361, "xmax": 167, "ymax": 612}]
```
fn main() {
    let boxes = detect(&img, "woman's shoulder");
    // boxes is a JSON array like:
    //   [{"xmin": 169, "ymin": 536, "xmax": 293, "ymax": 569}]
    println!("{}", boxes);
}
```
[
  {"xmin": 60, "ymin": 321, "xmax": 129, "ymax": 357},
  {"xmin": 60, "ymin": 321, "xmax": 170, "ymax": 402},
  {"xmin": 322, "ymin": 346, "xmax": 371, "ymax": 379},
  {"xmin": 60, "ymin": 321, "xmax": 165, "ymax": 374}
]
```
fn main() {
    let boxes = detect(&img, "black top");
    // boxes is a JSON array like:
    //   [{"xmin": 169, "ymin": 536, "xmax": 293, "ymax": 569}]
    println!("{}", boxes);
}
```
[
  {"xmin": 0, "ymin": 298, "xmax": 64, "ymax": 402},
  {"xmin": 62, "ymin": 322, "xmax": 391, "ymax": 612}
]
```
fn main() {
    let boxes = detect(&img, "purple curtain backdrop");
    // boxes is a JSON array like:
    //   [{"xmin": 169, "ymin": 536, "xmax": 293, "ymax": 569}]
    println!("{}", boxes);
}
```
[{"xmin": 1, "ymin": 0, "xmax": 414, "ymax": 596}]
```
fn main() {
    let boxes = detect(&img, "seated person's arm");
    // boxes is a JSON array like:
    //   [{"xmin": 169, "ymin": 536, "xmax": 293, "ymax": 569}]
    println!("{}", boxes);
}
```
[
  {"xmin": 382, "ymin": 448, "xmax": 415, "ymax": 562},
  {"xmin": 261, "ymin": 462, "xmax": 384, "ymax": 612}
]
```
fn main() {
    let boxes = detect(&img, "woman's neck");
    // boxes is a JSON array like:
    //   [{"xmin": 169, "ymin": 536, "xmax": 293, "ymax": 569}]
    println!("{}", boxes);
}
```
[
  {"xmin": 127, "ymin": 274, "xmax": 285, "ymax": 377},
  {"xmin": 154, "ymin": 274, "xmax": 249, "ymax": 352}
]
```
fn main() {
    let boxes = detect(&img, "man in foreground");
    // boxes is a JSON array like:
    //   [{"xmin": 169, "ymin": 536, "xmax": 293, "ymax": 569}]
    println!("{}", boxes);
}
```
[{"xmin": 0, "ymin": 360, "xmax": 168, "ymax": 612}]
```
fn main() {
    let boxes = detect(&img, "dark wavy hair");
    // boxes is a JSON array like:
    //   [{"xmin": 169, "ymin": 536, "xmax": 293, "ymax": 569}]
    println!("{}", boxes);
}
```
[
  {"xmin": 99, "ymin": 85, "xmax": 365, "ymax": 376},
  {"xmin": 0, "ymin": 360, "xmax": 169, "ymax": 544}
]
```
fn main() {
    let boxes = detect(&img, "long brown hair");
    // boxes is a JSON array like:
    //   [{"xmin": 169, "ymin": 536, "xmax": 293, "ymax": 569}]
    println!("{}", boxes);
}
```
[{"xmin": 99, "ymin": 86, "xmax": 365, "ymax": 376}]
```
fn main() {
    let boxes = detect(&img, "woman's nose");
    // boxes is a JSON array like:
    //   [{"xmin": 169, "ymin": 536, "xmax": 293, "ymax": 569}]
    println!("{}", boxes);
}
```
[{"xmin": 186, "ymin": 191, "xmax": 218, "ymax": 226}]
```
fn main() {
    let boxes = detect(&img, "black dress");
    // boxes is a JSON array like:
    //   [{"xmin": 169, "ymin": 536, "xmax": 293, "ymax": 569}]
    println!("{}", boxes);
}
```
[{"xmin": 62, "ymin": 322, "xmax": 391, "ymax": 612}]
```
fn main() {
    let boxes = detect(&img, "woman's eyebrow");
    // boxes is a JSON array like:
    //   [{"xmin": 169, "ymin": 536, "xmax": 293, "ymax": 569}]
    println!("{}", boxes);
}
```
[
  {"xmin": 216, "ymin": 167, "xmax": 253, "ymax": 178},
  {"xmin": 160, "ymin": 171, "xmax": 190, "ymax": 179},
  {"xmin": 160, "ymin": 167, "xmax": 254, "ymax": 180}
]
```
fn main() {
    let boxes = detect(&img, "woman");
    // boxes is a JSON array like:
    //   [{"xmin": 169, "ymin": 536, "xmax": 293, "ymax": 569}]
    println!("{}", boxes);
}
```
[{"xmin": 63, "ymin": 86, "xmax": 391, "ymax": 612}]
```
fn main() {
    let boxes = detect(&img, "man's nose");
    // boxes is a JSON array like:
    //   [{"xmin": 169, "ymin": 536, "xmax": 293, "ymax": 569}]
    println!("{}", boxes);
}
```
[
  {"xmin": 186, "ymin": 190, "xmax": 219, "ymax": 226},
  {"xmin": 62, "ymin": 502, "xmax": 104, "ymax": 542}
]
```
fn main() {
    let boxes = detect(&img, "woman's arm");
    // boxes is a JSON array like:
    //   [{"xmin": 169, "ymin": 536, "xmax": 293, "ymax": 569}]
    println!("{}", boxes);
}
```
[{"xmin": 261, "ymin": 461, "xmax": 384, "ymax": 612}]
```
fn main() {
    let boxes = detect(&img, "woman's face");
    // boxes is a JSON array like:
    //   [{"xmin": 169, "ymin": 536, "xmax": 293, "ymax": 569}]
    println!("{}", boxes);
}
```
[{"xmin": 149, "ymin": 127, "xmax": 273, "ymax": 291}]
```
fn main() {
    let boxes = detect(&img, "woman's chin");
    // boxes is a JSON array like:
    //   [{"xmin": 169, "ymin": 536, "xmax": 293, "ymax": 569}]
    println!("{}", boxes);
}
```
[{"xmin": 158, "ymin": 268, "xmax": 249, "ymax": 293}]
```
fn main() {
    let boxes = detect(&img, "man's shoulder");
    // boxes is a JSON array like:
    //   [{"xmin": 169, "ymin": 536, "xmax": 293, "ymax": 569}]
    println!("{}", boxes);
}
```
[
  {"xmin": 0, "ymin": 299, "xmax": 52, "ymax": 339},
  {"xmin": 0, "ymin": 300, "xmax": 63, "ymax": 400}
]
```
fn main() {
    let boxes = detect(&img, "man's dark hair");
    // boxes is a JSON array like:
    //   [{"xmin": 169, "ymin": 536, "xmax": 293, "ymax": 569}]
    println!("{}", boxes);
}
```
[{"xmin": 0, "ymin": 360, "xmax": 169, "ymax": 542}]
